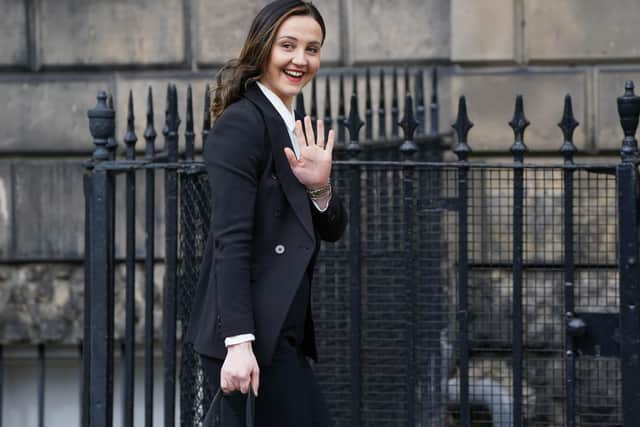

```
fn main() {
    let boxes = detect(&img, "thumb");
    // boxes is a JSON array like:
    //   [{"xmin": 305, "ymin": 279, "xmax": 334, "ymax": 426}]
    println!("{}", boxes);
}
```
[
  {"xmin": 250, "ymin": 366, "xmax": 260, "ymax": 397},
  {"xmin": 284, "ymin": 147, "xmax": 298, "ymax": 167}
]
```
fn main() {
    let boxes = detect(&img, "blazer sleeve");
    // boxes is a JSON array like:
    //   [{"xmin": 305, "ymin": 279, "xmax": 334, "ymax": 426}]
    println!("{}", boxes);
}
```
[
  {"xmin": 204, "ymin": 103, "xmax": 265, "ymax": 339},
  {"xmin": 312, "ymin": 189, "xmax": 347, "ymax": 242}
]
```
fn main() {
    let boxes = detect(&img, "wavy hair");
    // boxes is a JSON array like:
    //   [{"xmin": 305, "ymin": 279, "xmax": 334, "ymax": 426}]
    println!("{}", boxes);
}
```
[{"xmin": 210, "ymin": 0, "xmax": 326, "ymax": 121}]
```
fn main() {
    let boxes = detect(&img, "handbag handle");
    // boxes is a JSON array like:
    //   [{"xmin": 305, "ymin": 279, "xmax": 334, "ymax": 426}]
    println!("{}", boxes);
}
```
[{"xmin": 203, "ymin": 389, "xmax": 255, "ymax": 427}]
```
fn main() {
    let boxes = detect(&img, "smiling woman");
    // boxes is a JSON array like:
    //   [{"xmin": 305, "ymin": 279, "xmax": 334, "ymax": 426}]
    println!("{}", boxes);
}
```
[{"xmin": 184, "ymin": 1, "xmax": 347, "ymax": 426}]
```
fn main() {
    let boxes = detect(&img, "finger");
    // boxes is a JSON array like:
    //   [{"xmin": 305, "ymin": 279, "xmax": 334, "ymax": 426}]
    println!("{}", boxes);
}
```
[
  {"xmin": 239, "ymin": 378, "xmax": 249, "ymax": 394},
  {"xmin": 220, "ymin": 377, "xmax": 232, "ymax": 394},
  {"xmin": 251, "ymin": 367, "xmax": 260, "ymax": 397},
  {"xmin": 284, "ymin": 147, "xmax": 299, "ymax": 166},
  {"xmin": 294, "ymin": 120, "xmax": 306, "ymax": 146},
  {"xmin": 316, "ymin": 120, "xmax": 325, "ymax": 149},
  {"xmin": 304, "ymin": 116, "xmax": 316, "ymax": 146},
  {"xmin": 325, "ymin": 129, "xmax": 335, "ymax": 153}
]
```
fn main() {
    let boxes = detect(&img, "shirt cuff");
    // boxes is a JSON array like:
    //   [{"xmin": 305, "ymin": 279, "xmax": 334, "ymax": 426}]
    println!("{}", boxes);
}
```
[
  {"xmin": 224, "ymin": 334, "xmax": 256, "ymax": 347},
  {"xmin": 311, "ymin": 193, "xmax": 332, "ymax": 212}
]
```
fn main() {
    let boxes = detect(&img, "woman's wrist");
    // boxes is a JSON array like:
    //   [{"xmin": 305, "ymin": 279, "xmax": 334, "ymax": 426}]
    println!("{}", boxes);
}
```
[{"xmin": 306, "ymin": 182, "xmax": 331, "ymax": 201}]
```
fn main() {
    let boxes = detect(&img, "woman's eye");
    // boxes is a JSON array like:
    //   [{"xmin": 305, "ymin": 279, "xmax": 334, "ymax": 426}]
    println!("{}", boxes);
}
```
[
  {"xmin": 307, "ymin": 47, "xmax": 319, "ymax": 54},
  {"xmin": 281, "ymin": 43, "xmax": 294, "ymax": 50}
]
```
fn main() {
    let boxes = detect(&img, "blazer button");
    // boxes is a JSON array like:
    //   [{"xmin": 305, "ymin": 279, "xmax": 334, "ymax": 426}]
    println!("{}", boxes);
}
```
[{"xmin": 274, "ymin": 244, "xmax": 285, "ymax": 255}]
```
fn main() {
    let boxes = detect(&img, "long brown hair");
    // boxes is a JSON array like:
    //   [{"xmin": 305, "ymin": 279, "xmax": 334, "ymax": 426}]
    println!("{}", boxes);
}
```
[{"xmin": 210, "ymin": 0, "xmax": 326, "ymax": 121}]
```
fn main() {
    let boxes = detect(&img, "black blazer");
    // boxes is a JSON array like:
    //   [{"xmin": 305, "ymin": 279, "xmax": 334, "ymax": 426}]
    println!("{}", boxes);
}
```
[{"xmin": 186, "ymin": 83, "xmax": 347, "ymax": 366}]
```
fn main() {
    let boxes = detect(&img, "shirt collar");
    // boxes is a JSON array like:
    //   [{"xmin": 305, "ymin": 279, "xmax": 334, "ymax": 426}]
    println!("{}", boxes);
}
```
[{"xmin": 256, "ymin": 81, "xmax": 295, "ymax": 133}]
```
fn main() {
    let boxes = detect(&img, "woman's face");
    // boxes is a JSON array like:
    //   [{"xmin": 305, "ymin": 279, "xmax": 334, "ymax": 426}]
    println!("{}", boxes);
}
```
[{"xmin": 260, "ymin": 15, "xmax": 323, "ymax": 108}]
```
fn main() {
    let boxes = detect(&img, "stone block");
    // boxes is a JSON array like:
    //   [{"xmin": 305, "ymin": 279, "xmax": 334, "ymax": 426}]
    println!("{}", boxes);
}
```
[
  {"xmin": 0, "ymin": 0, "xmax": 28, "ymax": 66},
  {"xmin": 12, "ymin": 160, "xmax": 85, "ymax": 260},
  {"xmin": 526, "ymin": 0, "xmax": 640, "ymax": 61},
  {"xmin": 196, "ymin": 0, "xmax": 341, "ymax": 64},
  {"xmin": 39, "ymin": 0, "xmax": 185, "ymax": 66},
  {"xmin": 0, "ymin": 78, "xmax": 112, "ymax": 153},
  {"xmin": 597, "ymin": 69, "xmax": 640, "ymax": 151},
  {"xmin": 351, "ymin": 0, "xmax": 449, "ymax": 63},
  {"xmin": 0, "ymin": 162, "xmax": 11, "ymax": 259},
  {"xmin": 449, "ymin": 70, "xmax": 588, "ymax": 152},
  {"xmin": 451, "ymin": 0, "xmax": 514, "ymax": 62},
  {"xmin": 0, "ymin": 263, "xmax": 166, "ymax": 344}
]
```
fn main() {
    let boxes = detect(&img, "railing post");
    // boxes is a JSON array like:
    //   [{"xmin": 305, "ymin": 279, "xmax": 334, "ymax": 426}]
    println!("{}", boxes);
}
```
[
  {"xmin": 452, "ymin": 95, "xmax": 473, "ymax": 427},
  {"xmin": 617, "ymin": 81, "xmax": 640, "ymax": 424},
  {"xmin": 344, "ymin": 90, "xmax": 363, "ymax": 427},
  {"xmin": 86, "ymin": 91, "xmax": 116, "ymax": 427},
  {"xmin": 398, "ymin": 92, "xmax": 418, "ymax": 425}
]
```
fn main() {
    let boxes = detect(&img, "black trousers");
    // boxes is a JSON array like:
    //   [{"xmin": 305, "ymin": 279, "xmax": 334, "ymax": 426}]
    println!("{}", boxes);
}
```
[{"xmin": 201, "ymin": 338, "xmax": 333, "ymax": 427}]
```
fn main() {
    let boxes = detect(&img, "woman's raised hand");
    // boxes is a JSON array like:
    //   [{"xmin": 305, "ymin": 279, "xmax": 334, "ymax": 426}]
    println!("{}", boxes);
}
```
[{"xmin": 284, "ymin": 116, "xmax": 335, "ymax": 190}]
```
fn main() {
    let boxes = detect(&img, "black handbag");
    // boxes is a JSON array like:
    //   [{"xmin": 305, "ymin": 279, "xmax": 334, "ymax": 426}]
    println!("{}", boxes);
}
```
[{"xmin": 202, "ymin": 389, "xmax": 255, "ymax": 427}]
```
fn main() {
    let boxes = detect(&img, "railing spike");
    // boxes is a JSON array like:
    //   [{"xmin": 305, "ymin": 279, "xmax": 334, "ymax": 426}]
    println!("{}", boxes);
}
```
[
  {"xmin": 185, "ymin": 85, "xmax": 195, "ymax": 161},
  {"xmin": 415, "ymin": 69, "xmax": 425, "ymax": 136},
  {"xmin": 365, "ymin": 68, "xmax": 373, "ymax": 142},
  {"xmin": 166, "ymin": 84, "xmax": 180, "ymax": 162},
  {"xmin": 295, "ymin": 91, "xmax": 306, "ymax": 117},
  {"xmin": 430, "ymin": 67, "xmax": 439, "ymax": 136},
  {"xmin": 202, "ymin": 83, "xmax": 211, "ymax": 149},
  {"xmin": 323, "ymin": 76, "xmax": 332, "ymax": 142},
  {"xmin": 558, "ymin": 94, "xmax": 579, "ymax": 165},
  {"xmin": 378, "ymin": 69, "xmax": 386, "ymax": 139},
  {"xmin": 344, "ymin": 91, "xmax": 364, "ymax": 157},
  {"xmin": 509, "ymin": 95, "xmax": 530, "ymax": 163},
  {"xmin": 391, "ymin": 68, "xmax": 399, "ymax": 138},
  {"xmin": 124, "ymin": 90, "xmax": 137, "ymax": 160},
  {"xmin": 398, "ymin": 92, "xmax": 418, "ymax": 157},
  {"xmin": 144, "ymin": 87, "xmax": 156, "ymax": 160},
  {"xmin": 338, "ymin": 74, "xmax": 346, "ymax": 144},
  {"xmin": 617, "ymin": 80, "xmax": 640, "ymax": 163},
  {"xmin": 88, "ymin": 91, "xmax": 115, "ymax": 162},
  {"xmin": 451, "ymin": 96, "xmax": 473, "ymax": 161},
  {"xmin": 310, "ymin": 78, "xmax": 318, "ymax": 124}
]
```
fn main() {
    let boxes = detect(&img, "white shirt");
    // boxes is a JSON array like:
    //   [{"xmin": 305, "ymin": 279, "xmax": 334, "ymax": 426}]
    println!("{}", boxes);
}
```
[{"xmin": 224, "ymin": 82, "xmax": 330, "ymax": 348}]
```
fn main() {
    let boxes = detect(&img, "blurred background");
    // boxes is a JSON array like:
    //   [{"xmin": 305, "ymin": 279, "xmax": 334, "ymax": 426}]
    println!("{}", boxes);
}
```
[{"xmin": 1, "ymin": 0, "xmax": 640, "ymax": 425}]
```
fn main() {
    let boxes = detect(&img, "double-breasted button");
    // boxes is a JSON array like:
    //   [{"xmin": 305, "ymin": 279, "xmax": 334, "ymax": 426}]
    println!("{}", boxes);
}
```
[{"xmin": 274, "ymin": 244, "xmax": 286, "ymax": 255}]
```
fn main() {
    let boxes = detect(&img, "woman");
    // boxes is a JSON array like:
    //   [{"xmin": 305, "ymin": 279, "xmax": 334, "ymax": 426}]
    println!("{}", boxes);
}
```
[{"xmin": 185, "ymin": 1, "xmax": 347, "ymax": 425}]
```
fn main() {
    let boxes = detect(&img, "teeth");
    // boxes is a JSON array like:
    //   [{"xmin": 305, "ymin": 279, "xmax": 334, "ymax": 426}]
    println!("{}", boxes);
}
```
[{"xmin": 284, "ymin": 70, "xmax": 303, "ymax": 78}]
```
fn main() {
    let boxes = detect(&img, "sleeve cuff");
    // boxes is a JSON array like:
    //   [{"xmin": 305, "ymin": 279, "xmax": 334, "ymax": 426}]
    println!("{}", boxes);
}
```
[
  {"xmin": 311, "ymin": 193, "xmax": 332, "ymax": 212},
  {"xmin": 224, "ymin": 333, "xmax": 256, "ymax": 347}
]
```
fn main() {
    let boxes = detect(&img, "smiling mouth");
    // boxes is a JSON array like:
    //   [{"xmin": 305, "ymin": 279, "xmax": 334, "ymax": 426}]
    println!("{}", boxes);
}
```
[{"xmin": 283, "ymin": 69, "xmax": 304, "ymax": 79}]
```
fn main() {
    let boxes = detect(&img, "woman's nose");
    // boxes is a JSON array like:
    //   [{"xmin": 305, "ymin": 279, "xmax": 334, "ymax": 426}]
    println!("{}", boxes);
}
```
[{"xmin": 292, "ymin": 49, "xmax": 308, "ymax": 66}]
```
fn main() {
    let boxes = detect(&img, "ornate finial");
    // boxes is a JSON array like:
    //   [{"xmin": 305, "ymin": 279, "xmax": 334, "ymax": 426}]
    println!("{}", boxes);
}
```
[
  {"xmin": 617, "ymin": 80, "xmax": 640, "ymax": 163},
  {"xmin": 509, "ymin": 95, "xmax": 530, "ymax": 163},
  {"xmin": 344, "ymin": 92, "xmax": 364, "ymax": 157},
  {"xmin": 202, "ymin": 84, "xmax": 211, "ymax": 149},
  {"xmin": 185, "ymin": 85, "xmax": 195, "ymax": 161},
  {"xmin": 106, "ymin": 94, "xmax": 118, "ymax": 159},
  {"xmin": 398, "ymin": 92, "xmax": 418, "ymax": 156},
  {"xmin": 296, "ymin": 92, "xmax": 306, "ymax": 117},
  {"xmin": 323, "ymin": 76, "xmax": 332, "ymax": 142},
  {"xmin": 451, "ymin": 96, "xmax": 473, "ymax": 161},
  {"xmin": 144, "ymin": 87, "xmax": 156, "ymax": 160},
  {"xmin": 558, "ymin": 94, "xmax": 579, "ymax": 165},
  {"xmin": 123, "ymin": 90, "xmax": 137, "ymax": 160},
  {"xmin": 88, "ymin": 91, "xmax": 115, "ymax": 162},
  {"xmin": 378, "ymin": 69, "xmax": 386, "ymax": 139}
]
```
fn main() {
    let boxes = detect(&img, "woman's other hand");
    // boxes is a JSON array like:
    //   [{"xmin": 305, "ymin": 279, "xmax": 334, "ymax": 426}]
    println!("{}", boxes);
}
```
[
  {"xmin": 220, "ymin": 342, "xmax": 260, "ymax": 396},
  {"xmin": 285, "ymin": 116, "xmax": 335, "ymax": 190}
]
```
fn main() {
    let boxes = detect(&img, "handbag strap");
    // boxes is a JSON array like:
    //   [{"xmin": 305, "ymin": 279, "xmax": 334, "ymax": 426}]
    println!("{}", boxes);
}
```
[{"xmin": 203, "ymin": 389, "xmax": 255, "ymax": 427}]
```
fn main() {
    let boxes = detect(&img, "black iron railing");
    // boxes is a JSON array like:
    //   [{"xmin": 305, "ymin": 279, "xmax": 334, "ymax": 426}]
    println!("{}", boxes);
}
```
[{"xmin": 82, "ymin": 68, "xmax": 640, "ymax": 427}]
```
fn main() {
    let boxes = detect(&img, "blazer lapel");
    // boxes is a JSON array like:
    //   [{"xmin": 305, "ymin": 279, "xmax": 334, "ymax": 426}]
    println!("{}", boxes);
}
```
[{"xmin": 245, "ymin": 85, "xmax": 315, "ymax": 241}]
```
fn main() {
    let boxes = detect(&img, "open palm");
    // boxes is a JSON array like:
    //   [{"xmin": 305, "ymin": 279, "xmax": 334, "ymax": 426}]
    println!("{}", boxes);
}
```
[{"xmin": 284, "ymin": 116, "xmax": 335, "ymax": 190}]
